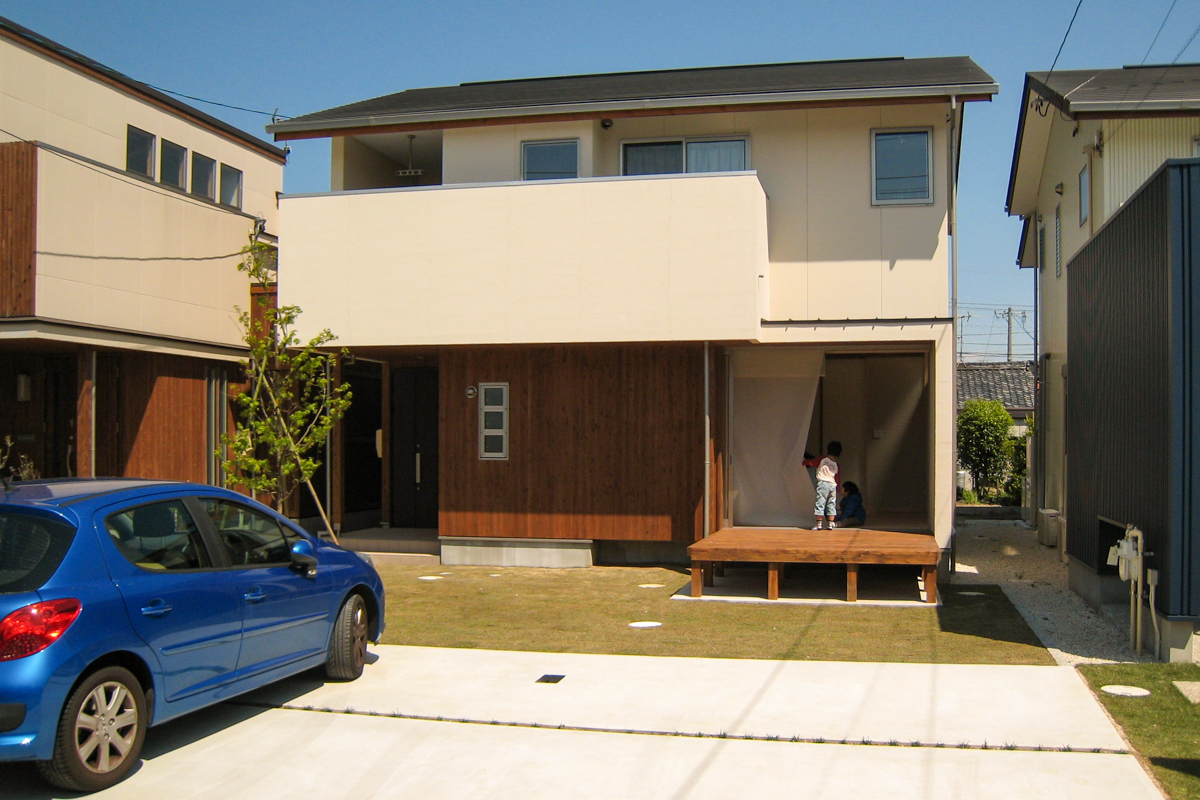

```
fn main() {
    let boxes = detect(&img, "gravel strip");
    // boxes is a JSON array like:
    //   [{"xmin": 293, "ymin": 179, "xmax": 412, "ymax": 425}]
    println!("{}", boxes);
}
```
[{"xmin": 949, "ymin": 520, "xmax": 1159, "ymax": 666}]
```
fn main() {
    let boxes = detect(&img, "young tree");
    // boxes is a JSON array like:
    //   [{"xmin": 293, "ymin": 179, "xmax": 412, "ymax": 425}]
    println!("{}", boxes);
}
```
[
  {"xmin": 221, "ymin": 235, "xmax": 351, "ymax": 543},
  {"xmin": 957, "ymin": 399, "xmax": 1014, "ymax": 496}
]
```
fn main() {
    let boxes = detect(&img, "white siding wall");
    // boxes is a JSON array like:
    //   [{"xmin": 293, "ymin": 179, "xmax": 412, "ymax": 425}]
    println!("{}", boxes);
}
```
[{"xmin": 1103, "ymin": 117, "xmax": 1200, "ymax": 218}]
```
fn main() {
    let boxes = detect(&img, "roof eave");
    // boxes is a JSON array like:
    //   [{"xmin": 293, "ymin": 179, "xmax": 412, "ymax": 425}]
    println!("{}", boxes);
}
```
[{"xmin": 267, "ymin": 82, "xmax": 998, "ymax": 138}]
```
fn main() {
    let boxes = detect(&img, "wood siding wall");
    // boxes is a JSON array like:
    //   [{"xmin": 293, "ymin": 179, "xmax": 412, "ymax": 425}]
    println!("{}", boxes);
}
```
[
  {"xmin": 0, "ymin": 141, "xmax": 36, "ymax": 317},
  {"xmin": 115, "ymin": 352, "xmax": 210, "ymax": 482},
  {"xmin": 440, "ymin": 344, "xmax": 705, "ymax": 541}
]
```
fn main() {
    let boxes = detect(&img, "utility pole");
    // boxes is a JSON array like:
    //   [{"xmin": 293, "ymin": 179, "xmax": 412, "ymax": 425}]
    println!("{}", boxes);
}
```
[{"xmin": 995, "ymin": 307, "xmax": 1027, "ymax": 362}]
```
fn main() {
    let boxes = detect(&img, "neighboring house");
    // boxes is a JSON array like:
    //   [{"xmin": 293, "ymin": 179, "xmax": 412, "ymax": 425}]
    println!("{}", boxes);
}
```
[
  {"xmin": 0, "ymin": 16, "xmax": 285, "ymax": 484},
  {"xmin": 1066, "ymin": 160, "xmax": 1200, "ymax": 661},
  {"xmin": 956, "ymin": 361, "xmax": 1035, "ymax": 436},
  {"xmin": 266, "ymin": 57, "xmax": 998, "ymax": 565},
  {"xmin": 1005, "ymin": 64, "xmax": 1200, "ymax": 559}
]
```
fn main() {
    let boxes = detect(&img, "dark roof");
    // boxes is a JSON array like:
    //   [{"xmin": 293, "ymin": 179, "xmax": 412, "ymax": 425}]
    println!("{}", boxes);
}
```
[
  {"xmin": 957, "ymin": 361, "xmax": 1036, "ymax": 413},
  {"xmin": 1027, "ymin": 64, "xmax": 1200, "ymax": 115},
  {"xmin": 268, "ymin": 56, "xmax": 996, "ymax": 137},
  {"xmin": 0, "ymin": 15, "xmax": 286, "ymax": 162}
]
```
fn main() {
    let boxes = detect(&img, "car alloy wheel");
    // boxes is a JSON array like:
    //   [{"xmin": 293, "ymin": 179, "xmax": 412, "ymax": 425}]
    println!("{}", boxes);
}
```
[
  {"xmin": 75, "ymin": 680, "xmax": 139, "ymax": 774},
  {"xmin": 325, "ymin": 594, "xmax": 369, "ymax": 681}
]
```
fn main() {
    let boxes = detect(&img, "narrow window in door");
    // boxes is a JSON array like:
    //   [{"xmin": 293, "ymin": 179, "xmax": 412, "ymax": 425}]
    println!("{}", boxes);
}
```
[{"xmin": 478, "ymin": 383, "xmax": 508, "ymax": 460}]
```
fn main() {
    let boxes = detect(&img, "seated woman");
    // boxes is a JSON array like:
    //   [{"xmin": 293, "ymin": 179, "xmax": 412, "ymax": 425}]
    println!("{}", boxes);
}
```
[{"xmin": 836, "ymin": 481, "xmax": 866, "ymax": 528}]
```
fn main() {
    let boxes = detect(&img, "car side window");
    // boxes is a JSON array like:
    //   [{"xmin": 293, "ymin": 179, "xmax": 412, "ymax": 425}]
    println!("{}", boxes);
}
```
[
  {"xmin": 200, "ymin": 499, "xmax": 299, "ymax": 566},
  {"xmin": 105, "ymin": 500, "xmax": 212, "ymax": 571}
]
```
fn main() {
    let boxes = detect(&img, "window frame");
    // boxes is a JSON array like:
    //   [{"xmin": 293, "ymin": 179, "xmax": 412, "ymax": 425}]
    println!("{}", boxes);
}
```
[
  {"xmin": 126, "ymin": 125, "xmax": 156, "ymax": 179},
  {"xmin": 1078, "ymin": 163, "xmax": 1090, "ymax": 227},
  {"xmin": 102, "ymin": 498, "xmax": 217, "ymax": 574},
  {"xmin": 198, "ymin": 496, "xmax": 300, "ymax": 569},
  {"xmin": 521, "ymin": 138, "xmax": 580, "ymax": 181},
  {"xmin": 219, "ymin": 163, "xmax": 243, "ymax": 209},
  {"xmin": 191, "ymin": 153, "xmax": 216, "ymax": 201},
  {"xmin": 619, "ymin": 135, "xmax": 751, "ymax": 176},
  {"xmin": 159, "ymin": 139, "xmax": 188, "ymax": 191},
  {"xmin": 1054, "ymin": 204, "xmax": 1062, "ymax": 279},
  {"xmin": 870, "ymin": 127, "xmax": 934, "ymax": 207},
  {"xmin": 478, "ymin": 382, "xmax": 509, "ymax": 461}
]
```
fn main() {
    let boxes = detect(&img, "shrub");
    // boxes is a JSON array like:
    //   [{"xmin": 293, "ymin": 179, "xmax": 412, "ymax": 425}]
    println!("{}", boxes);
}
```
[{"xmin": 958, "ymin": 399, "xmax": 1014, "ymax": 493}]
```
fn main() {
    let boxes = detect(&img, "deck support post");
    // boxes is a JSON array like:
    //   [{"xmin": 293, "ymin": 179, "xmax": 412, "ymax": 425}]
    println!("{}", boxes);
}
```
[
  {"xmin": 767, "ymin": 562, "xmax": 781, "ymax": 600},
  {"xmin": 691, "ymin": 563, "xmax": 703, "ymax": 597},
  {"xmin": 846, "ymin": 563, "xmax": 859, "ymax": 602},
  {"xmin": 702, "ymin": 561, "xmax": 714, "ymax": 587},
  {"xmin": 923, "ymin": 566, "xmax": 938, "ymax": 604}
]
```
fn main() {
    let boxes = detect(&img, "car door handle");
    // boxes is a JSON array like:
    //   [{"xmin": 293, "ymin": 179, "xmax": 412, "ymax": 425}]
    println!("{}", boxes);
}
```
[
  {"xmin": 140, "ymin": 602, "xmax": 172, "ymax": 617},
  {"xmin": 243, "ymin": 589, "xmax": 266, "ymax": 602}
]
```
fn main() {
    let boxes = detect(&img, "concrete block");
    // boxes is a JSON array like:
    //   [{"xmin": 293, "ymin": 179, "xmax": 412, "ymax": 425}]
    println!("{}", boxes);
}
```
[
  {"xmin": 439, "ymin": 536, "xmax": 594, "ymax": 568},
  {"xmin": 1068, "ymin": 556, "xmax": 1127, "ymax": 610}
]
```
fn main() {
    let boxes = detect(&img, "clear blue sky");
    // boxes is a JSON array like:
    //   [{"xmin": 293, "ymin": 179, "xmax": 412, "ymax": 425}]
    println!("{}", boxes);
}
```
[{"xmin": 2, "ymin": 0, "xmax": 1193, "ymax": 359}]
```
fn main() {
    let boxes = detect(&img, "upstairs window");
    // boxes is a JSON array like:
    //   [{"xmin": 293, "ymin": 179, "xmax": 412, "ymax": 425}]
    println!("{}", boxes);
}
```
[
  {"xmin": 622, "ymin": 138, "xmax": 747, "ymax": 176},
  {"xmin": 126, "ymin": 126, "xmax": 155, "ymax": 178},
  {"xmin": 522, "ymin": 140, "xmax": 579, "ymax": 180},
  {"xmin": 871, "ymin": 129, "xmax": 932, "ymax": 205},
  {"xmin": 219, "ymin": 164, "xmax": 242, "ymax": 208},
  {"xmin": 160, "ymin": 140, "xmax": 187, "ymax": 190},
  {"xmin": 1079, "ymin": 164, "xmax": 1090, "ymax": 227},
  {"xmin": 192, "ymin": 153, "xmax": 215, "ymax": 200}
]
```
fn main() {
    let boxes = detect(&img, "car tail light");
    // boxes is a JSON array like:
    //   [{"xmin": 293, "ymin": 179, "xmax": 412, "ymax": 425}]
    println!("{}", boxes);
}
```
[{"xmin": 0, "ymin": 599, "xmax": 82, "ymax": 662}]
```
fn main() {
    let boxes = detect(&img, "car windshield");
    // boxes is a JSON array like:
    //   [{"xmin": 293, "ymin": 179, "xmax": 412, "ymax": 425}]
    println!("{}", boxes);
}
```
[{"xmin": 0, "ymin": 510, "xmax": 77, "ymax": 593}]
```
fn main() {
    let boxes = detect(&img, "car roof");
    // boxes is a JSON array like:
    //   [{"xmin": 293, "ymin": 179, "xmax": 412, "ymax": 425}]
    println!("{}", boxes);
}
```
[{"xmin": 0, "ymin": 478, "xmax": 187, "ymax": 508}]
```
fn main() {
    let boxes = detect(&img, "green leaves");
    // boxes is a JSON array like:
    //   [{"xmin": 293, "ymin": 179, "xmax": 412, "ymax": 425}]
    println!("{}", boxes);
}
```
[
  {"xmin": 957, "ymin": 399, "xmax": 1014, "ymax": 493},
  {"xmin": 220, "ymin": 235, "xmax": 351, "ymax": 525}
]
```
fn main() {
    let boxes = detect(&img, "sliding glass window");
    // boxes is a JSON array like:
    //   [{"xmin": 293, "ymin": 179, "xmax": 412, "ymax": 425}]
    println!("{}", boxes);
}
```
[
  {"xmin": 622, "ymin": 138, "xmax": 747, "ymax": 176},
  {"xmin": 522, "ymin": 140, "xmax": 578, "ymax": 180}
]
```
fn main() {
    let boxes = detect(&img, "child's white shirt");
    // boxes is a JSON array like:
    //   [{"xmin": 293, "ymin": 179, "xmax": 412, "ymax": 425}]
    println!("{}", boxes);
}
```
[{"xmin": 816, "ymin": 456, "xmax": 838, "ymax": 484}]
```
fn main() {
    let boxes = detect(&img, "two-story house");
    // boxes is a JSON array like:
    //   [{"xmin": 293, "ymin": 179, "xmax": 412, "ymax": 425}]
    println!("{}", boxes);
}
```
[
  {"xmin": 267, "ymin": 57, "xmax": 997, "ymax": 567},
  {"xmin": 0, "ymin": 16, "xmax": 284, "ymax": 485},
  {"xmin": 1006, "ymin": 65, "xmax": 1200, "ymax": 605}
]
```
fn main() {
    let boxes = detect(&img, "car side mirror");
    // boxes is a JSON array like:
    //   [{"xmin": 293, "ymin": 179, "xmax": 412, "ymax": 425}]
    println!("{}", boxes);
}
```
[{"xmin": 290, "ymin": 539, "xmax": 318, "ymax": 577}]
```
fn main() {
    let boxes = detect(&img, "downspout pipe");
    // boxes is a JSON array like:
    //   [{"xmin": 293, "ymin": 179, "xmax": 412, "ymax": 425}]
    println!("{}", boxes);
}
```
[
  {"xmin": 703, "ymin": 341, "xmax": 711, "ymax": 538},
  {"xmin": 949, "ymin": 96, "xmax": 959, "ymax": 563}
]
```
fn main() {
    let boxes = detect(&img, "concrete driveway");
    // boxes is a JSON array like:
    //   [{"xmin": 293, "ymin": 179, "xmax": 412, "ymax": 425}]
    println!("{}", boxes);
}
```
[{"xmin": 1, "ymin": 645, "xmax": 1163, "ymax": 799}]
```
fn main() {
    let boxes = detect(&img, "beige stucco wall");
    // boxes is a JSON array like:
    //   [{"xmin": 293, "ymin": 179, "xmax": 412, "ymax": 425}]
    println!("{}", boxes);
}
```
[
  {"xmin": 442, "ymin": 120, "xmax": 598, "ymax": 184},
  {"xmin": 279, "ymin": 172, "xmax": 767, "ymax": 346},
  {"xmin": 33, "ymin": 148, "xmax": 253, "ymax": 346},
  {"xmin": 756, "ymin": 322, "xmax": 955, "ymax": 548},
  {"xmin": 0, "ymin": 35, "xmax": 281, "ymax": 232},
  {"xmin": 428, "ymin": 104, "xmax": 950, "ymax": 322}
]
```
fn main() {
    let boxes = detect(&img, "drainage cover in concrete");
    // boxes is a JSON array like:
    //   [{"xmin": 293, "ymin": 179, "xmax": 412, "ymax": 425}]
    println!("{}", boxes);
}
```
[
  {"xmin": 638, "ymin": 584, "xmax": 665, "ymax": 589},
  {"xmin": 417, "ymin": 576, "xmax": 443, "ymax": 581},
  {"xmin": 629, "ymin": 621, "xmax": 662, "ymax": 629},
  {"xmin": 1173, "ymin": 681, "xmax": 1200, "ymax": 704},
  {"xmin": 489, "ymin": 574, "xmax": 501, "ymax": 577},
  {"xmin": 536, "ymin": 674, "xmax": 565, "ymax": 684},
  {"xmin": 440, "ymin": 572, "xmax": 452, "ymax": 575},
  {"xmin": 1101, "ymin": 685, "xmax": 1151, "ymax": 697},
  {"xmin": 957, "ymin": 591, "xmax": 985, "ymax": 596}
]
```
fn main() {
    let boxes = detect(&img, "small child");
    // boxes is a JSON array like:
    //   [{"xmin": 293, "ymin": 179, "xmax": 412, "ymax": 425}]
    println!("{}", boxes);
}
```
[
  {"xmin": 837, "ymin": 481, "xmax": 866, "ymax": 528},
  {"xmin": 803, "ymin": 441, "xmax": 841, "ymax": 530}
]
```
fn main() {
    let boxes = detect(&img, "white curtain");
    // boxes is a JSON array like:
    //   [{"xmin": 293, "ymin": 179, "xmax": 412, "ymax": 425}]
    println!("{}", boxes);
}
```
[{"xmin": 729, "ymin": 349, "xmax": 823, "ymax": 528}]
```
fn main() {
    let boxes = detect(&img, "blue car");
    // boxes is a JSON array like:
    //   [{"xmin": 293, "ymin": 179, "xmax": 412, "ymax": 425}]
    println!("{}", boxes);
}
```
[{"xmin": 0, "ymin": 479, "xmax": 385, "ymax": 792}]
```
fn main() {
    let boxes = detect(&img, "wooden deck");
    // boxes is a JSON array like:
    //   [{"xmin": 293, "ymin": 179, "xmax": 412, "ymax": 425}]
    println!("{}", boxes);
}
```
[{"xmin": 687, "ymin": 527, "xmax": 941, "ymax": 603}]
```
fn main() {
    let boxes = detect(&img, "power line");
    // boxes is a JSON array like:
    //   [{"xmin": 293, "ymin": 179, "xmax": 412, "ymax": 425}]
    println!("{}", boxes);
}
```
[
  {"xmin": 1047, "ymin": 0, "xmax": 1086, "ymax": 80},
  {"xmin": 142, "ymin": 83, "xmax": 290, "ymax": 120},
  {"xmin": 1107, "ymin": 12, "xmax": 1200, "ymax": 147}
]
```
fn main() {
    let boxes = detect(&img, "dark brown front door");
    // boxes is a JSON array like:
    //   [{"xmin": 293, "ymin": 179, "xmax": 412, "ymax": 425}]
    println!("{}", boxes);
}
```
[
  {"xmin": 391, "ymin": 368, "xmax": 438, "ymax": 528},
  {"xmin": 43, "ymin": 356, "xmax": 76, "ymax": 478}
]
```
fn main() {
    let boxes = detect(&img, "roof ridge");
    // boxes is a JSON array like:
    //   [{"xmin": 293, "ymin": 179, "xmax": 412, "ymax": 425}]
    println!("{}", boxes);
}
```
[{"xmin": 460, "ymin": 57, "xmax": 908, "ymax": 87}]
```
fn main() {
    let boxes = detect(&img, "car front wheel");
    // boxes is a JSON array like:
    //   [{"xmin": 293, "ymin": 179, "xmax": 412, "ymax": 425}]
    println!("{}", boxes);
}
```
[
  {"xmin": 37, "ymin": 665, "xmax": 147, "ymax": 792},
  {"xmin": 325, "ymin": 593, "xmax": 369, "ymax": 681}
]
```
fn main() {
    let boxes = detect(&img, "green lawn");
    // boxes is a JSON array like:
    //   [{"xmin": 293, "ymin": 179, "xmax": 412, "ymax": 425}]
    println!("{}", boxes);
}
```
[
  {"xmin": 376, "ymin": 564, "xmax": 1054, "ymax": 665},
  {"xmin": 1079, "ymin": 663, "xmax": 1200, "ymax": 800}
]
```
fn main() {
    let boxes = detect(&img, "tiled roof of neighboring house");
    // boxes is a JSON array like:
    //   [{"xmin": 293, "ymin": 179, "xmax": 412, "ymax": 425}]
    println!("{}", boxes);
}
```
[
  {"xmin": 957, "ymin": 361, "xmax": 1036, "ymax": 414},
  {"xmin": 1027, "ymin": 64, "xmax": 1200, "ymax": 115},
  {"xmin": 0, "ymin": 14, "xmax": 287, "ymax": 162},
  {"xmin": 267, "ymin": 56, "xmax": 997, "ymax": 138}
]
